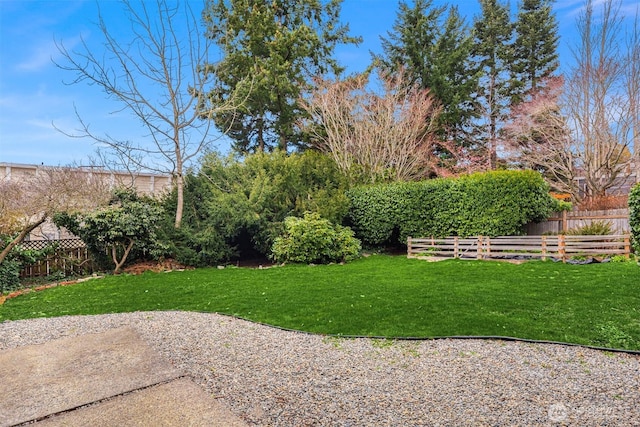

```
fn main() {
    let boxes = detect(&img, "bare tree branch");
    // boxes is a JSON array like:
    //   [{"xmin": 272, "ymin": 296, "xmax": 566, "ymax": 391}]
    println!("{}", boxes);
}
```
[
  {"xmin": 504, "ymin": 0, "xmax": 638, "ymax": 201},
  {"xmin": 54, "ymin": 0, "xmax": 243, "ymax": 228},
  {"xmin": 0, "ymin": 167, "xmax": 111, "ymax": 264},
  {"xmin": 299, "ymin": 70, "xmax": 481, "ymax": 183}
]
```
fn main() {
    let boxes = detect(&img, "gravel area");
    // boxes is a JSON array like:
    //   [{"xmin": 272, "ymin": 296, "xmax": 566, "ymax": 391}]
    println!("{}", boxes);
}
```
[{"xmin": 1, "ymin": 311, "xmax": 638, "ymax": 426}]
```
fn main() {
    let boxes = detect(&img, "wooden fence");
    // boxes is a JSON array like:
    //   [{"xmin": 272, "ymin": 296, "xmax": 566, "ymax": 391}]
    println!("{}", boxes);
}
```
[
  {"xmin": 18, "ymin": 239, "xmax": 95, "ymax": 279},
  {"xmin": 525, "ymin": 208, "xmax": 629, "ymax": 235},
  {"xmin": 407, "ymin": 235, "xmax": 631, "ymax": 262}
]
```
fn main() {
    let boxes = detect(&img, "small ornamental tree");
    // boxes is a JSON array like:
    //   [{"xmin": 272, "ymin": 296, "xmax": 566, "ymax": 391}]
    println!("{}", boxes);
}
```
[
  {"xmin": 629, "ymin": 183, "xmax": 640, "ymax": 255},
  {"xmin": 0, "ymin": 166, "xmax": 110, "ymax": 288},
  {"xmin": 0, "ymin": 166, "xmax": 110, "ymax": 266},
  {"xmin": 271, "ymin": 212, "xmax": 361, "ymax": 264},
  {"xmin": 54, "ymin": 189, "xmax": 165, "ymax": 273}
]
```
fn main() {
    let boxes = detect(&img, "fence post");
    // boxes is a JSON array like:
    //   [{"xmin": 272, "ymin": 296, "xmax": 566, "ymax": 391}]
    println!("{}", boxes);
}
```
[
  {"xmin": 541, "ymin": 236, "xmax": 547, "ymax": 261},
  {"xmin": 454, "ymin": 236, "xmax": 459, "ymax": 259},
  {"xmin": 558, "ymin": 234, "xmax": 566, "ymax": 263},
  {"xmin": 407, "ymin": 236, "xmax": 413, "ymax": 257},
  {"xmin": 624, "ymin": 235, "xmax": 630, "ymax": 259},
  {"xmin": 485, "ymin": 237, "xmax": 491, "ymax": 259},
  {"xmin": 477, "ymin": 236, "xmax": 483, "ymax": 259},
  {"xmin": 562, "ymin": 210, "xmax": 568, "ymax": 233}
]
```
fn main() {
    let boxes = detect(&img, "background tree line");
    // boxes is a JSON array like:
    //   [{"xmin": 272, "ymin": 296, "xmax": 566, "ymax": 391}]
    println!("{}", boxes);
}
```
[
  {"xmin": 2, "ymin": 0, "xmax": 639, "ymax": 285},
  {"xmin": 54, "ymin": 0, "xmax": 640, "ymax": 207}
]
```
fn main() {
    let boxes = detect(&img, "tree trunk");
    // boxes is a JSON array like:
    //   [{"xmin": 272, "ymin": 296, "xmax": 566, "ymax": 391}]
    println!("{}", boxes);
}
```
[
  {"xmin": 112, "ymin": 239, "xmax": 135, "ymax": 274},
  {"xmin": 174, "ymin": 132, "xmax": 184, "ymax": 229},
  {"xmin": 0, "ymin": 214, "xmax": 47, "ymax": 265},
  {"xmin": 175, "ymin": 173, "xmax": 184, "ymax": 229}
]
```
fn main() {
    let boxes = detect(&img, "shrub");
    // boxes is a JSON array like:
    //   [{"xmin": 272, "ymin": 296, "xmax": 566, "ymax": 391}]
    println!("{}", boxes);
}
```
[
  {"xmin": 0, "ymin": 257, "xmax": 21, "ymax": 293},
  {"xmin": 565, "ymin": 220, "xmax": 614, "ymax": 236},
  {"xmin": 345, "ymin": 183, "xmax": 404, "ymax": 246},
  {"xmin": 630, "ymin": 183, "xmax": 640, "ymax": 254},
  {"xmin": 174, "ymin": 150, "xmax": 351, "ymax": 262},
  {"xmin": 159, "ymin": 174, "xmax": 237, "ymax": 267},
  {"xmin": 54, "ymin": 189, "xmax": 166, "ymax": 273},
  {"xmin": 578, "ymin": 195, "xmax": 628, "ymax": 210},
  {"xmin": 0, "ymin": 237, "xmax": 52, "ymax": 293},
  {"xmin": 271, "ymin": 212, "xmax": 361, "ymax": 264},
  {"xmin": 347, "ymin": 170, "xmax": 558, "ymax": 246}
]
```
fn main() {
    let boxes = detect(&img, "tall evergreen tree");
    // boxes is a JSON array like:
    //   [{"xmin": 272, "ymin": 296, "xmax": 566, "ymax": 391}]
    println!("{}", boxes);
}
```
[
  {"xmin": 510, "ymin": 0, "xmax": 560, "ymax": 104},
  {"xmin": 375, "ymin": 1, "xmax": 479, "ymax": 145},
  {"xmin": 201, "ymin": 0, "xmax": 360, "ymax": 154},
  {"xmin": 376, "ymin": 0, "xmax": 447, "ymax": 89},
  {"xmin": 472, "ymin": 0, "xmax": 514, "ymax": 169},
  {"xmin": 431, "ymin": 7, "xmax": 480, "ymax": 143}
]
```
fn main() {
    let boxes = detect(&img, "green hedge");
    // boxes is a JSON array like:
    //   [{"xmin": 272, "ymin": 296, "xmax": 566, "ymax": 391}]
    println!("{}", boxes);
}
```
[
  {"xmin": 630, "ymin": 183, "xmax": 640, "ymax": 254},
  {"xmin": 347, "ymin": 170, "xmax": 558, "ymax": 246}
]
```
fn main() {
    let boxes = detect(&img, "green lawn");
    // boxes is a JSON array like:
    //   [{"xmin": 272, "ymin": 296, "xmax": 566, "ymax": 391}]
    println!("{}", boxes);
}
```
[{"xmin": 1, "ymin": 255, "xmax": 639, "ymax": 350}]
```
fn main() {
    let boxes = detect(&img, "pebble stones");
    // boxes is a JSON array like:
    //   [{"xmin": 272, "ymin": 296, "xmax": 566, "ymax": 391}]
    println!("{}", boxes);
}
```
[{"xmin": 1, "ymin": 311, "xmax": 638, "ymax": 426}]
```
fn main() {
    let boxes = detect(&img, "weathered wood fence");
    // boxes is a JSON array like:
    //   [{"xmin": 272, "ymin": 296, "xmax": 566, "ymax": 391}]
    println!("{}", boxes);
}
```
[
  {"xmin": 407, "ymin": 235, "xmax": 631, "ymax": 262},
  {"xmin": 18, "ymin": 239, "xmax": 95, "ymax": 279},
  {"xmin": 525, "ymin": 208, "xmax": 629, "ymax": 235}
]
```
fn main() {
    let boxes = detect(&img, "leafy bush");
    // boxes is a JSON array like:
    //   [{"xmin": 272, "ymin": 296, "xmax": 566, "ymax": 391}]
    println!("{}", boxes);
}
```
[
  {"xmin": 609, "ymin": 254, "xmax": 634, "ymax": 263},
  {"xmin": 0, "ymin": 257, "xmax": 21, "ymax": 293},
  {"xmin": 0, "ymin": 236, "xmax": 53, "ymax": 293},
  {"xmin": 271, "ymin": 212, "xmax": 361, "ymax": 264},
  {"xmin": 168, "ymin": 151, "xmax": 351, "ymax": 264},
  {"xmin": 565, "ymin": 220, "xmax": 614, "ymax": 236},
  {"xmin": 159, "ymin": 174, "xmax": 237, "ymax": 267},
  {"xmin": 630, "ymin": 183, "xmax": 640, "ymax": 254},
  {"xmin": 556, "ymin": 200, "xmax": 573, "ymax": 211},
  {"xmin": 347, "ymin": 170, "xmax": 558, "ymax": 246},
  {"xmin": 55, "ymin": 189, "xmax": 166, "ymax": 273}
]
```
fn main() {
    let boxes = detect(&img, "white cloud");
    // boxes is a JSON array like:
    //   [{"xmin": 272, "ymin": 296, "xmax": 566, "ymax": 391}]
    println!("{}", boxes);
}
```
[
  {"xmin": 556, "ymin": 0, "xmax": 640, "ymax": 19},
  {"xmin": 16, "ymin": 34, "xmax": 84, "ymax": 72},
  {"xmin": 16, "ymin": 40, "xmax": 58, "ymax": 72}
]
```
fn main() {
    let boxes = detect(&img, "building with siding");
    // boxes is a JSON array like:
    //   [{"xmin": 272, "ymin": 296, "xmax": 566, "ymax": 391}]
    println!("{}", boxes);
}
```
[
  {"xmin": 0, "ymin": 163, "xmax": 172, "ymax": 196},
  {"xmin": 1, "ymin": 162, "xmax": 173, "ymax": 240}
]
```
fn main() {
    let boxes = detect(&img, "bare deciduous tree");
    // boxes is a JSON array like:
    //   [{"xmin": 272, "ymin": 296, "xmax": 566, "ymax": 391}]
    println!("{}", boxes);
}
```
[
  {"xmin": 504, "ymin": 0, "xmax": 639, "ymax": 201},
  {"xmin": 55, "ymin": 0, "xmax": 242, "ymax": 228},
  {"xmin": 0, "ymin": 167, "xmax": 111, "ymax": 264},
  {"xmin": 502, "ymin": 76, "xmax": 580, "ymax": 196},
  {"xmin": 300, "ymin": 70, "xmax": 478, "ymax": 183},
  {"xmin": 564, "ymin": 0, "xmax": 637, "ymax": 198},
  {"xmin": 626, "ymin": 11, "xmax": 640, "ymax": 161}
]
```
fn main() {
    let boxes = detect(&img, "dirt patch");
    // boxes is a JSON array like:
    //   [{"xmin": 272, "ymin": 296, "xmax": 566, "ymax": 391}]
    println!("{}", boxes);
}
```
[
  {"xmin": 122, "ymin": 259, "xmax": 193, "ymax": 275},
  {"xmin": 1, "ymin": 275, "xmax": 104, "ymax": 305}
]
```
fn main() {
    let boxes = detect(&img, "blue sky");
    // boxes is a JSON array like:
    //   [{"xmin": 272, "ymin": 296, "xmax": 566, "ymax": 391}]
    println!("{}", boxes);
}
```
[{"xmin": 0, "ymin": 0, "xmax": 638, "ymax": 167}]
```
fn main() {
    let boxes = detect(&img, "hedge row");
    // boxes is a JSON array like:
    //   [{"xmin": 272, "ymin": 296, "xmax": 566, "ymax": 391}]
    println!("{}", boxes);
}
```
[
  {"xmin": 347, "ymin": 170, "xmax": 559, "ymax": 246},
  {"xmin": 630, "ymin": 183, "xmax": 640, "ymax": 254}
]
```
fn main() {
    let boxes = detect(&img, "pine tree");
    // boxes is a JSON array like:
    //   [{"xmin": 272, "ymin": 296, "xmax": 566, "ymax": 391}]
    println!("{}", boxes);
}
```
[
  {"xmin": 431, "ymin": 7, "xmax": 480, "ymax": 143},
  {"xmin": 376, "ymin": 0, "xmax": 447, "ymax": 89},
  {"xmin": 201, "ymin": 0, "xmax": 360, "ymax": 154},
  {"xmin": 510, "ymin": 0, "xmax": 560, "ymax": 104},
  {"xmin": 472, "ymin": 0, "xmax": 514, "ymax": 169},
  {"xmin": 375, "ymin": 1, "xmax": 478, "ymax": 145}
]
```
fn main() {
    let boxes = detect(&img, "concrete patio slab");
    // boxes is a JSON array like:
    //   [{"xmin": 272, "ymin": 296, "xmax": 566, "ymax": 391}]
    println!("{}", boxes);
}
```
[
  {"xmin": 34, "ymin": 378, "xmax": 247, "ymax": 427},
  {"xmin": 0, "ymin": 327, "xmax": 247, "ymax": 427}
]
